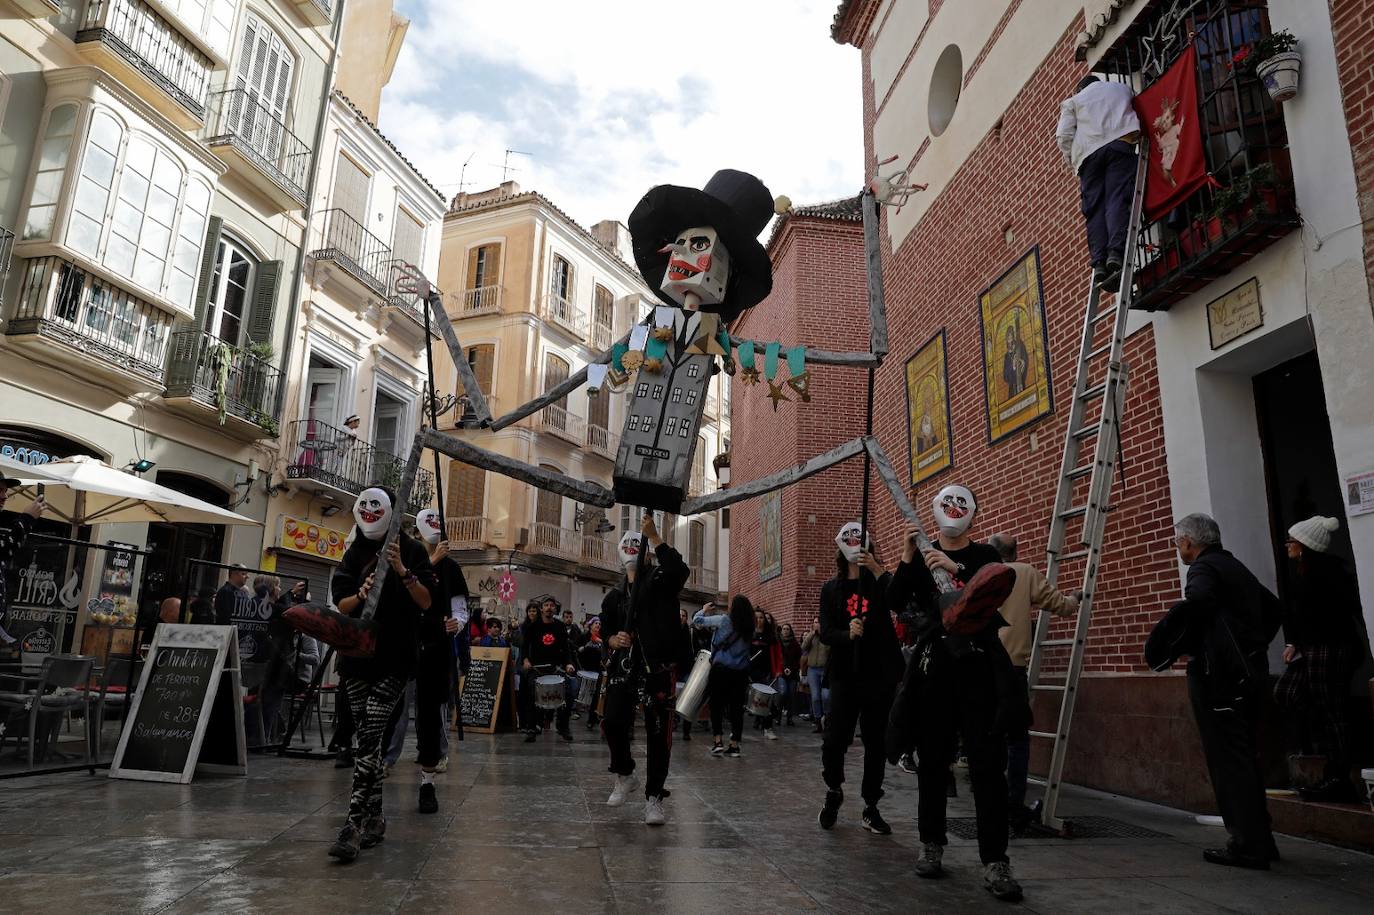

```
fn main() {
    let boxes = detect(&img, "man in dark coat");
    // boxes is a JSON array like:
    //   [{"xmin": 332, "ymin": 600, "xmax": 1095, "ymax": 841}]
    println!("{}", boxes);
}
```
[{"xmin": 1154, "ymin": 513, "xmax": 1281, "ymax": 870}]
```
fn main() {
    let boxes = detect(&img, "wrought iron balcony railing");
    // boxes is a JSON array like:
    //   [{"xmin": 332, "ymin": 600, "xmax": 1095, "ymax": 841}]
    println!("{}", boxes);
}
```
[
  {"xmin": 457, "ymin": 284, "xmax": 502, "ymax": 317},
  {"xmin": 581, "ymin": 534, "xmax": 618, "ymax": 571},
  {"xmin": 536, "ymin": 403, "xmax": 585, "ymax": 445},
  {"xmin": 77, "ymin": 0, "xmax": 212, "ymax": 118},
  {"xmin": 591, "ymin": 321, "xmax": 613, "ymax": 351},
  {"xmin": 203, "ymin": 88, "xmax": 310, "ymax": 206},
  {"xmin": 540, "ymin": 293, "xmax": 588, "ymax": 339},
  {"xmin": 283, "ymin": 418, "xmax": 435, "ymax": 514},
  {"xmin": 530, "ymin": 521, "xmax": 581, "ymax": 561},
  {"xmin": 7, "ymin": 255, "xmax": 170, "ymax": 384},
  {"xmin": 445, "ymin": 516, "xmax": 488, "ymax": 549},
  {"xmin": 688, "ymin": 565, "xmax": 718, "ymax": 591},
  {"xmin": 310, "ymin": 208, "xmax": 392, "ymax": 296},
  {"xmin": 586, "ymin": 423, "xmax": 618, "ymax": 460},
  {"xmin": 164, "ymin": 330, "xmax": 283, "ymax": 433}
]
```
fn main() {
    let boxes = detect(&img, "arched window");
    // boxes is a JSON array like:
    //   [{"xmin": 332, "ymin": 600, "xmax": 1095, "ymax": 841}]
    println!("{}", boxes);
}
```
[
  {"xmin": 233, "ymin": 14, "xmax": 295, "ymax": 159},
  {"xmin": 169, "ymin": 179, "xmax": 212, "ymax": 310},
  {"xmin": 66, "ymin": 109, "xmax": 124, "ymax": 258},
  {"xmin": 549, "ymin": 254, "xmax": 572, "ymax": 302},
  {"xmin": 202, "ymin": 233, "xmax": 258, "ymax": 345},
  {"xmin": 543, "ymin": 351, "xmax": 570, "ymax": 409},
  {"xmin": 536, "ymin": 464, "xmax": 563, "ymax": 528},
  {"xmin": 25, "ymin": 104, "xmax": 79, "ymax": 242},
  {"xmin": 107, "ymin": 135, "xmax": 186, "ymax": 292}
]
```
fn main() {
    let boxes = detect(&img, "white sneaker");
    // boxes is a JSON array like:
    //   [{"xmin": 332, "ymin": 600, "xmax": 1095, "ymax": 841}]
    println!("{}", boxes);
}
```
[
  {"xmin": 764, "ymin": 728, "xmax": 778, "ymax": 741},
  {"xmin": 644, "ymin": 795, "xmax": 666, "ymax": 826},
  {"xmin": 435, "ymin": 756, "xmax": 449, "ymax": 773},
  {"xmin": 606, "ymin": 773, "xmax": 640, "ymax": 807}
]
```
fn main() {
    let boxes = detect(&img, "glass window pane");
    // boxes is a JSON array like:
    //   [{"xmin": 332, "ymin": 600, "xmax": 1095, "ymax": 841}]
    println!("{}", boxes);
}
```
[
  {"xmin": 40, "ymin": 136, "xmax": 72, "ymax": 170},
  {"xmin": 83, "ymin": 145, "xmax": 117, "ymax": 187},
  {"xmin": 89, "ymin": 111, "xmax": 121, "ymax": 151},
  {"xmin": 140, "ymin": 219, "xmax": 171, "ymax": 257},
  {"xmin": 167, "ymin": 271, "xmax": 194, "ymax": 310},
  {"xmin": 185, "ymin": 180, "xmax": 211, "ymax": 214},
  {"xmin": 179, "ymin": 211, "xmax": 205, "ymax": 244},
  {"xmin": 47, "ymin": 104, "xmax": 77, "ymax": 138},
  {"xmin": 172, "ymin": 239, "xmax": 199, "ymax": 274},
  {"xmin": 134, "ymin": 251, "xmax": 164, "ymax": 289},
  {"xmin": 111, "ymin": 203, "xmax": 142, "ymax": 238},
  {"xmin": 147, "ymin": 187, "xmax": 177, "ymax": 225},
  {"xmin": 118, "ymin": 169, "xmax": 149, "ymax": 207},
  {"xmin": 66, "ymin": 213, "xmax": 103, "ymax": 258},
  {"xmin": 104, "ymin": 234, "xmax": 136, "ymax": 274},
  {"xmin": 152, "ymin": 152, "xmax": 181, "ymax": 192},
  {"xmin": 23, "ymin": 205, "xmax": 55, "ymax": 241},
  {"xmin": 74, "ymin": 176, "xmax": 109, "ymax": 220},
  {"xmin": 124, "ymin": 137, "xmax": 154, "ymax": 176},
  {"xmin": 30, "ymin": 170, "xmax": 64, "ymax": 207}
]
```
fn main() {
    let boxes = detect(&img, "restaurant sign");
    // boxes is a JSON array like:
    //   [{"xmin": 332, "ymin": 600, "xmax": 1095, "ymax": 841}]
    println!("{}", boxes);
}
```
[{"xmin": 277, "ymin": 516, "xmax": 347, "ymax": 562}]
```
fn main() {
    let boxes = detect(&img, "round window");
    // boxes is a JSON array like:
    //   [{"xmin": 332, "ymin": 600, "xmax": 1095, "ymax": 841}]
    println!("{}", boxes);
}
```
[{"xmin": 928, "ymin": 44, "xmax": 963, "ymax": 137}]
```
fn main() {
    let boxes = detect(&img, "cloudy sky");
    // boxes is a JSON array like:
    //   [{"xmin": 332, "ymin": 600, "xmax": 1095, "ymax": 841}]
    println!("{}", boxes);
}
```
[{"xmin": 378, "ymin": 0, "xmax": 863, "ymax": 229}]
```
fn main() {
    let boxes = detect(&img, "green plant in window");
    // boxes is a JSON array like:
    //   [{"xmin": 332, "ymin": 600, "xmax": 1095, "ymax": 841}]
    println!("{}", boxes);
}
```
[
  {"xmin": 245, "ymin": 340, "xmax": 275, "ymax": 361},
  {"xmin": 210, "ymin": 340, "xmax": 234, "ymax": 425}
]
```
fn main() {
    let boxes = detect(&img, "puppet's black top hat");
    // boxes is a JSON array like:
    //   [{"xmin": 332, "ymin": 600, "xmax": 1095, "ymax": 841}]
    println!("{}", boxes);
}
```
[{"xmin": 628, "ymin": 169, "xmax": 775, "ymax": 322}]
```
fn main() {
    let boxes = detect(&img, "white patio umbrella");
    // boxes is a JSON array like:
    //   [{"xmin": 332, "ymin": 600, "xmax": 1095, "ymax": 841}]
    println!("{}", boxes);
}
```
[
  {"xmin": 0, "ymin": 453, "xmax": 67, "ymax": 486},
  {"xmin": 8, "ymin": 455, "xmax": 259, "ymax": 526}
]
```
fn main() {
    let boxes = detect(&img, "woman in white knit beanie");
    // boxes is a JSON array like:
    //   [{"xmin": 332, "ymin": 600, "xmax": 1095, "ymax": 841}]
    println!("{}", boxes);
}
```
[{"xmin": 1273, "ymin": 515, "xmax": 1366, "ymax": 801}]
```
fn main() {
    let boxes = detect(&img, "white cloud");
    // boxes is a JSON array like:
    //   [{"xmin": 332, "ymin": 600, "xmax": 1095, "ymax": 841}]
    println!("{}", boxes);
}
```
[{"xmin": 379, "ymin": 0, "xmax": 863, "ymax": 229}]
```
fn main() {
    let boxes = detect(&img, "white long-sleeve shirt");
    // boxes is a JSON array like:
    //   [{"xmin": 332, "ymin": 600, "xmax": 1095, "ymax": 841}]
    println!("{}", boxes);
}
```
[{"xmin": 1055, "ymin": 80, "xmax": 1140, "ymax": 174}]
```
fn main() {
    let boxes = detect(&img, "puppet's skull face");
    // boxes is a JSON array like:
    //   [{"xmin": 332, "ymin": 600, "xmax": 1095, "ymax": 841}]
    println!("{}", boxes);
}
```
[
  {"xmin": 354, "ymin": 487, "xmax": 392, "ymax": 540},
  {"xmin": 618, "ymin": 531, "xmax": 642, "ymax": 570},
  {"xmin": 835, "ymin": 522, "xmax": 867, "ymax": 563},
  {"xmin": 933, "ymin": 485, "xmax": 976, "ymax": 538},
  {"xmin": 660, "ymin": 225, "xmax": 730, "ymax": 308},
  {"xmin": 415, "ymin": 508, "xmax": 442, "ymax": 545}
]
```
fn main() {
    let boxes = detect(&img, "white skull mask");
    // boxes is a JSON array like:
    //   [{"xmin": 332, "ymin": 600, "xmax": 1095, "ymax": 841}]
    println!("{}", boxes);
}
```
[
  {"xmin": 415, "ymin": 508, "xmax": 442, "ymax": 545},
  {"xmin": 835, "ymin": 522, "xmax": 868, "ymax": 563},
  {"xmin": 618, "ymin": 531, "xmax": 643, "ymax": 570},
  {"xmin": 353, "ymin": 487, "xmax": 392, "ymax": 541},
  {"xmin": 932, "ymin": 485, "xmax": 976, "ymax": 538},
  {"xmin": 659, "ymin": 225, "xmax": 730, "ymax": 307}
]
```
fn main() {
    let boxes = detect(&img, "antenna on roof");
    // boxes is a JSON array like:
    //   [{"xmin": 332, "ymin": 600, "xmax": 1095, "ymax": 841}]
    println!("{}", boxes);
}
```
[
  {"xmin": 457, "ymin": 152, "xmax": 475, "ymax": 193},
  {"xmin": 496, "ymin": 149, "xmax": 531, "ymax": 181}
]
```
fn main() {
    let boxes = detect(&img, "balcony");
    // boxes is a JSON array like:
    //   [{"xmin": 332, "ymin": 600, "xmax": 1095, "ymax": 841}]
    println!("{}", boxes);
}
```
[
  {"xmin": 581, "ymin": 534, "xmax": 618, "ymax": 572},
  {"xmin": 202, "ymin": 88, "xmax": 310, "ymax": 211},
  {"xmin": 379, "ymin": 261, "xmax": 441, "ymax": 344},
  {"xmin": 290, "ymin": 0, "xmax": 335, "ymax": 26},
  {"xmin": 455, "ymin": 284, "xmax": 502, "ymax": 318},
  {"xmin": 163, "ymin": 329, "xmax": 282, "ymax": 439},
  {"xmin": 5, "ymin": 255, "xmax": 170, "ymax": 389},
  {"xmin": 282, "ymin": 419, "xmax": 435, "ymax": 514},
  {"xmin": 688, "ymin": 565, "xmax": 718, "ymax": 592},
  {"xmin": 586, "ymin": 423, "xmax": 619, "ymax": 461},
  {"xmin": 530, "ymin": 521, "xmax": 580, "ymax": 561},
  {"xmin": 75, "ymin": 0, "xmax": 212, "ymax": 130},
  {"xmin": 309, "ymin": 208, "xmax": 392, "ymax": 299},
  {"xmin": 689, "ymin": 467, "xmax": 708, "ymax": 498},
  {"xmin": 536, "ymin": 403, "xmax": 585, "ymax": 446},
  {"xmin": 591, "ymin": 321, "xmax": 614, "ymax": 351},
  {"xmin": 453, "ymin": 393, "xmax": 498, "ymax": 429},
  {"xmin": 445, "ymin": 516, "xmax": 489, "ymax": 549},
  {"xmin": 540, "ymin": 293, "xmax": 587, "ymax": 340}
]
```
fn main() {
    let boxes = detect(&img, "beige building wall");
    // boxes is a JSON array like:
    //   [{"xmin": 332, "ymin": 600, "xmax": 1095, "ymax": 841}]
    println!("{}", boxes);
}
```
[{"xmin": 333, "ymin": 0, "xmax": 409, "ymax": 123}]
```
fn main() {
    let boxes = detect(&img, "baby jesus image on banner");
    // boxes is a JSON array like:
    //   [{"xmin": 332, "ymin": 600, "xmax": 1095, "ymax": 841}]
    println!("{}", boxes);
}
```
[
  {"xmin": 1135, "ymin": 45, "xmax": 1211, "ymax": 222},
  {"xmin": 979, "ymin": 249, "xmax": 1053, "ymax": 444},
  {"xmin": 905, "ymin": 329, "xmax": 953, "ymax": 485}
]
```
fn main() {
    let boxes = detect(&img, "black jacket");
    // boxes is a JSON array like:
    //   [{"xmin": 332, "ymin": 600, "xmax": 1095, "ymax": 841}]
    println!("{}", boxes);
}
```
[
  {"xmin": 1281, "ymin": 553, "xmax": 1364, "ymax": 650},
  {"xmin": 599, "ymin": 542, "xmax": 690, "ymax": 669},
  {"xmin": 1148, "ymin": 545, "xmax": 1281, "ymax": 707},
  {"xmin": 523, "ymin": 617, "xmax": 575, "ymax": 670},
  {"xmin": 819, "ymin": 569, "xmax": 903, "ymax": 688},
  {"xmin": 330, "ymin": 532, "xmax": 435, "ymax": 682}
]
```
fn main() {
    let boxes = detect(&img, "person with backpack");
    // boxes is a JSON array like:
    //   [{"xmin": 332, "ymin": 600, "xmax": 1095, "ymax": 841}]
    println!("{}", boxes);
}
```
[{"xmin": 693, "ymin": 596, "xmax": 754, "ymax": 758}]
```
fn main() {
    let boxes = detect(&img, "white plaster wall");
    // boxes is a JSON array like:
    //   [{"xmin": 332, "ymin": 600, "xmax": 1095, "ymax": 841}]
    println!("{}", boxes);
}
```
[
  {"xmin": 871, "ymin": 0, "xmax": 1089, "ymax": 250},
  {"xmin": 1151, "ymin": 1, "xmax": 1374, "ymax": 634},
  {"xmin": 868, "ymin": 0, "xmax": 930, "ymax": 103}
]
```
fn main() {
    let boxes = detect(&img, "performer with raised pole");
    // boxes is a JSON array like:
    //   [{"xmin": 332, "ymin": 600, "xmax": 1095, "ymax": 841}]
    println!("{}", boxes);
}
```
[
  {"xmin": 410, "ymin": 508, "xmax": 465, "ymax": 813},
  {"xmin": 599, "ymin": 515, "xmax": 690, "ymax": 825}
]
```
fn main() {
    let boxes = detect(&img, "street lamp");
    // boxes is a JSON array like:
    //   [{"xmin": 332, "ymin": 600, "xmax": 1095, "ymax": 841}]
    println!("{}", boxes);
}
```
[{"xmin": 573, "ymin": 506, "xmax": 615, "ymax": 534}]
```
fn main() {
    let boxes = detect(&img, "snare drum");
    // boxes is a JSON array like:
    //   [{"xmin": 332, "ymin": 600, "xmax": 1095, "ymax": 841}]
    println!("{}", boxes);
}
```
[
  {"xmin": 746, "ymin": 682, "xmax": 777, "ymax": 718},
  {"xmin": 535, "ymin": 674, "xmax": 566, "ymax": 710},
  {"xmin": 575, "ymin": 671, "xmax": 600, "ymax": 709},
  {"xmin": 673, "ymin": 650, "xmax": 712, "ymax": 721}
]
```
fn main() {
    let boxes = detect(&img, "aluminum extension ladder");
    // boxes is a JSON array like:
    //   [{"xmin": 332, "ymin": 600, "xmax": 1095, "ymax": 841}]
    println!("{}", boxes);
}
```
[{"xmin": 1024, "ymin": 146, "xmax": 1150, "ymax": 835}]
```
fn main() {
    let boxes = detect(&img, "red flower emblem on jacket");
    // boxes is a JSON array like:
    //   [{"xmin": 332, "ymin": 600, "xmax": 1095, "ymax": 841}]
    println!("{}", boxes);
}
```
[
  {"xmin": 541, "ymin": 633, "xmax": 555, "ymax": 646},
  {"xmin": 846, "ymin": 594, "xmax": 869, "ymax": 618}
]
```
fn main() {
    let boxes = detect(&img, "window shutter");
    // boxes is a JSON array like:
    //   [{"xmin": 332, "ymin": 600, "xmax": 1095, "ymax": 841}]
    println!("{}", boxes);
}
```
[
  {"xmin": 246, "ymin": 259, "xmax": 282, "ymax": 345},
  {"xmin": 191, "ymin": 216, "xmax": 223, "ymax": 329},
  {"xmin": 472, "ymin": 344, "xmax": 494, "ymax": 392},
  {"xmin": 466, "ymin": 246, "xmax": 480, "ymax": 288}
]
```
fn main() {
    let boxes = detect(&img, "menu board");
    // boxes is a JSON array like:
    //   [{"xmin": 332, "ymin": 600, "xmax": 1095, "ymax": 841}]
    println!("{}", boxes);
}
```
[
  {"xmin": 460, "ymin": 646, "xmax": 512, "ymax": 734},
  {"xmin": 110, "ymin": 624, "xmax": 246, "ymax": 783}
]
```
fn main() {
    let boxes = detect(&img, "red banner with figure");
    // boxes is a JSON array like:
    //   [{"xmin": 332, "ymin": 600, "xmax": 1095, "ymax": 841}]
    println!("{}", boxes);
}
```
[{"xmin": 1134, "ymin": 45, "xmax": 1210, "ymax": 221}]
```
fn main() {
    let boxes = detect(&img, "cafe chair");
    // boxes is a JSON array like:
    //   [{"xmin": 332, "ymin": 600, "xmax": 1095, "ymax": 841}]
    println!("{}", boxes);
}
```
[
  {"xmin": 89, "ymin": 657, "xmax": 140, "ymax": 756},
  {"xmin": 0, "ymin": 654, "xmax": 96, "ymax": 771}
]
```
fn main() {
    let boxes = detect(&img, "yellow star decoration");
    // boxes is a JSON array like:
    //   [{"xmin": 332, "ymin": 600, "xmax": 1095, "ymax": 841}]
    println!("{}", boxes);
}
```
[
  {"xmin": 739, "ymin": 366, "xmax": 760, "ymax": 386},
  {"xmin": 787, "ymin": 370, "xmax": 812, "ymax": 403},
  {"xmin": 621, "ymin": 351, "xmax": 644, "ymax": 373},
  {"xmin": 767, "ymin": 378, "xmax": 791, "ymax": 411}
]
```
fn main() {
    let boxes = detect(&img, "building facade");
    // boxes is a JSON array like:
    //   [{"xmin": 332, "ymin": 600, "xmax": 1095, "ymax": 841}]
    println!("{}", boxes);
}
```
[
  {"xmin": 829, "ymin": 0, "xmax": 1373, "ymax": 816},
  {"xmin": 727, "ymin": 198, "xmax": 871, "ymax": 629},
  {"xmin": 0, "ymin": 0, "xmax": 339, "ymax": 652},
  {"xmin": 435, "ymin": 183, "xmax": 730, "ymax": 623}
]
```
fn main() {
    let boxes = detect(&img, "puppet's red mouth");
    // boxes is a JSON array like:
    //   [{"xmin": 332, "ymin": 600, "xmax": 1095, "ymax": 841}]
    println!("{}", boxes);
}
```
[
  {"xmin": 359, "ymin": 508, "xmax": 383, "ymax": 523},
  {"xmin": 667, "ymin": 256, "xmax": 702, "ymax": 282}
]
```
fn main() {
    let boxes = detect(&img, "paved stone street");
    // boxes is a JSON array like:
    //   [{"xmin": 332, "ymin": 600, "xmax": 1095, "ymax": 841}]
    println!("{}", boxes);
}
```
[{"xmin": 0, "ymin": 724, "xmax": 1371, "ymax": 913}]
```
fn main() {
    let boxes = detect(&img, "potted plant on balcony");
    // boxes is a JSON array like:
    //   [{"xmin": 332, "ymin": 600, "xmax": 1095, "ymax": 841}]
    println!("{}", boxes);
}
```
[{"xmin": 1235, "ymin": 30, "xmax": 1301, "ymax": 102}]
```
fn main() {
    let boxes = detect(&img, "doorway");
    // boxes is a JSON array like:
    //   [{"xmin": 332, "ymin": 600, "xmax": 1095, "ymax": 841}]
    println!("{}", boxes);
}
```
[
  {"xmin": 1254, "ymin": 351, "xmax": 1357, "ymax": 602},
  {"xmin": 142, "ymin": 473, "xmax": 229, "ymax": 622}
]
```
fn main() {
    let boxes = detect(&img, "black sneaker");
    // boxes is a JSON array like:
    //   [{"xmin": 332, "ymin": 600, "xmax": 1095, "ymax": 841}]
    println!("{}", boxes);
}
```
[
  {"xmin": 1202, "ymin": 846, "xmax": 1269, "ymax": 870},
  {"xmin": 418, "ymin": 783, "xmax": 438, "ymax": 814},
  {"xmin": 897, "ymin": 753, "xmax": 917, "ymax": 775},
  {"xmin": 724, "ymin": 744, "xmax": 741, "ymax": 758},
  {"xmin": 523, "ymin": 729, "xmax": 537, "ymax": 743},
  {"xmin": 915, "ymin": 842, "xmax": 944, "ymax": 878},
  {"xmin": 328, "ymin": 823, "xmax": 361, "ymax": 862},
  {"xmin": 818, "ymin": 788, "xmax": 843, "ymax": 830},
  {"xmin": 861, "ymin": 806, "xmax": 892, "ymax": 835},
  {"xmin": 334, "ymin": 748, "xmax": 354, "ymax": 769},
  {"xmin": 360, "ymin": 815, "xmax": 386, "ymax": 849},
  {"xmin": 984, "ymin": 861, "xmax": 1023, "ymax": 901},
  {"xmin": 710, "ymin": 742, "xmax": 725, "ymax": 756}
]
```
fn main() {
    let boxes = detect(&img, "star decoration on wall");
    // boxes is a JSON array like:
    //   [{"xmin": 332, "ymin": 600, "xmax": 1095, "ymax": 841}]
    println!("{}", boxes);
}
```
[
  {"xmin": 739, "ymin": 366, "xmax": 760, "ymax": 386},
  {"xmin": 767, "ymin": 378, "xmax": 791, "ymax": 411},
  {"xmin": 786, "ymin": 371, "xmax": 812, "ymax": 403}
]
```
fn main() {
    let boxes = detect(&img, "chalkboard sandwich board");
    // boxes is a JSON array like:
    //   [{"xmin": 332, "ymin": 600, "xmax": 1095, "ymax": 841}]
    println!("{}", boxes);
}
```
[
  {"xmin": 460, "ymin": 646, "xmax": 514, "ymax": 734},
  {"xmin": 110, "ymin": 624, "xmax": 247, "ymax": 783}
]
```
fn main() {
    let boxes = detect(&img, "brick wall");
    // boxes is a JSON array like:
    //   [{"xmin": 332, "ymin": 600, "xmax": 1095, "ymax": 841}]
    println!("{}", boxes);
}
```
[
  {"xmin": 1331, "ymin": 0, "xmax": 1374, "ymax": 318},
  {"xmin": 728, "ymin": 216, "xmax": 872, "ymax": 630}
]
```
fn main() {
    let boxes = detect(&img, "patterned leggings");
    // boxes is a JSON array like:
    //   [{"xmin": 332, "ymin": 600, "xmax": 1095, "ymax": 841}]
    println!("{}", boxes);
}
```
[{"xmin": 344, "ymin": 674, "xmax": 406, "ymax": 827}]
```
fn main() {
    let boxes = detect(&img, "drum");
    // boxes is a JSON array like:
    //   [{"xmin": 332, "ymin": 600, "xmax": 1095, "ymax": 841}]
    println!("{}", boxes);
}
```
[
  {"xmin": 535, "ymin": 674, "xmax": 566, "ymax": 710},
  {"xmin": 746, "ymin": 682, "xmax": 777, "ymax": 718},
  {"xmin": 575, "ymin": 671, "xmax": 600, "ymax": 709},
  {"xmin": 673, "ymin": 650, "xmax": 712, "ymax": 721}
]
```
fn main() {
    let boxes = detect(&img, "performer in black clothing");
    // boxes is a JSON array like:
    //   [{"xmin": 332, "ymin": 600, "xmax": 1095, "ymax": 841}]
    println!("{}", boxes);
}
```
[
  {"xmin": 520, "ymin": 596, "xmax": 577, "ymax": 742},
  {"xmin": 817, "ymin": 521, "xmax": 902, "ymax": 837},
  {"xmin": 599, "ymin": 515, "xmax": 690, "ymax": 826},
  {"xmin": 411, "ymin": 508, "xmax": 464, "ymax": 814},
  {"xmin": 326, "ymin": 485, "xmax": 435, "ymax": 863}
]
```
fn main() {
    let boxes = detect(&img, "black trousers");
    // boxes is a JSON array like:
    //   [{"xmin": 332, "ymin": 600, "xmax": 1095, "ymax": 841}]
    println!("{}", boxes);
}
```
[
  {"xmin": 414, "ymin": 639, "xmax": 452, "ymax": 768},
  {"xmin": 1188, "ymin": 673, "xmax": 1273, "ymax": 854},
  {"xmin": 915, "ymin": 655, "xmax": 1009, "ymax": 865},
  {"xmin": 1079, "ymin": 139, "xmax": 1138, "ymax": 266},
  {"xmin": 519, "ymin": 667, "xmax": 571, "ymax": 734},
  {"xmin": 708, "ymin": 664, "xmax": 748, "ymax": 743},
  {"xmin": 602, "ymin": 668, "xmax": 674, "ymax": 799},
  {"xmin": 821, "ymin": 677, "xmax": 893, "ymax": 807}
]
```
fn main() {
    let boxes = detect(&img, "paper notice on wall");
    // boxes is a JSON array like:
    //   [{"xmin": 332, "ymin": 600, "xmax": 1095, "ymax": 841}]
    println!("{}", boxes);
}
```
[{"xmin": 1346, "ymin": 469, "xmax": 1374, "ymax": 517}]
